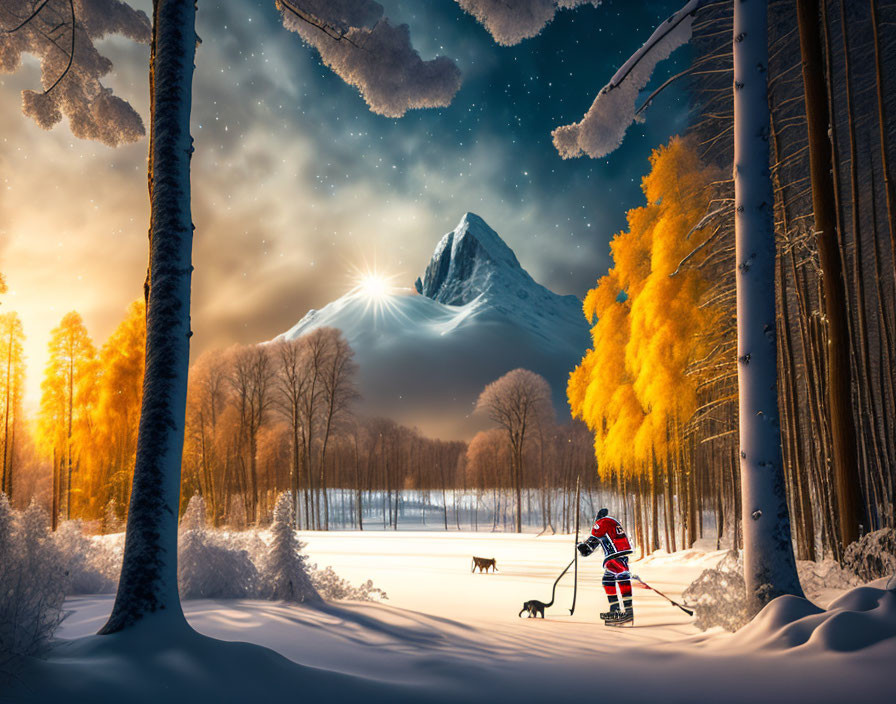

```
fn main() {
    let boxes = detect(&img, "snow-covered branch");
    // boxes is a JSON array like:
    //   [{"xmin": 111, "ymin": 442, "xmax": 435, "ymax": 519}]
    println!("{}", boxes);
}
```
[
  {"xmin": 0, "ymin": 0, "xmax": 150, "ymax": 146},
  {"xmin": 456, "ymin": 0, "xmax": 599, "ymax": 47},
  {"xmin": 552, "ymin": 0, "xmax": 706, "ymax": 159},
  {"xmin": 277, "ymin": 0, "xmax": 461, "ymax": 118}
]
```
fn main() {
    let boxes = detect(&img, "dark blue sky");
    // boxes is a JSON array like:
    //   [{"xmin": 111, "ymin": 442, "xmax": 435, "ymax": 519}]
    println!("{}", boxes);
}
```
[
  {"xmin": 1, "ymin": 0, "xmax": 692, "ymax": 398},
  {"xmin": 179, "ymin": 0, "xmax": 692, "ymax": 328},
  {"xmin": 244, "ymin": 0, "xmax": 692, "ymax": 294}
]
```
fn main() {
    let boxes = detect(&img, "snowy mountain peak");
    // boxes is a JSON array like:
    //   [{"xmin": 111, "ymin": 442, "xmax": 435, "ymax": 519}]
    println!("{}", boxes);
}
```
[
  {"xmin": 279, "ymin": 213, "xmax": 589, "ymax": 437},
  {"xmin": 414, "ymin": 212, "xmax": 523, "ymax": 305}
]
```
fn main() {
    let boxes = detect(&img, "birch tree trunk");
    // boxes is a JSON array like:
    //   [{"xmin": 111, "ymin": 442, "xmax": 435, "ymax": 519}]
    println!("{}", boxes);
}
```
[
  {"xmin": 100, "ymin": 0, "xmax": 196, "ymax": 634},
  {"xmin": 733, "ymin": 0, "xmax": 803, "ymax": 614}
]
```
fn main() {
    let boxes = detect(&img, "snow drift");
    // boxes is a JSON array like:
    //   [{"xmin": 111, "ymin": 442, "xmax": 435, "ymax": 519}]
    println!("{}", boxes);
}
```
[
  {"xmin": 7, "ymin": 532, "xmax": 895, "ymax": 704},
  {"xmin": 727, "ymin": 579, "xmax": 896, "ymax": 653}
]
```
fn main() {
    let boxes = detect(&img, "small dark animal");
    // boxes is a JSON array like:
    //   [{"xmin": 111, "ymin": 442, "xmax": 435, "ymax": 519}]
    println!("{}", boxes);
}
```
[
  {"xmin": 519, "ymin": 598, "xmax": 550, "ymax": 619},
  {"xmin": 519, "ymin": 557, "xmax": 575, "ymax": 619},
  {"xmin": 471, "ymin": 556, "xmax": 498, "ymax": 573}
]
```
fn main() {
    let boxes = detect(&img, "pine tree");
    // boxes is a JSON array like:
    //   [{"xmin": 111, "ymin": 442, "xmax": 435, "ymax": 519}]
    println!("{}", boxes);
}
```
[{"xmin": 261, "ymin": 491, "xmax": 319, "ymax": 603}]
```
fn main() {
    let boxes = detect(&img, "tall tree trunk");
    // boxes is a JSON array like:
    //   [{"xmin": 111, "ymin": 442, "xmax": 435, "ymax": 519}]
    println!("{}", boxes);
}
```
[
  {"xmin": 868, "ymin": 151, "xmax": 896, "ymax": 522},
  {"xmin": 514, "ymin": 445, "xmax": 523, "ymax": 533},
  {"xmin": 249, "ymin": 432, "xmax": 259, "ymax": 524},
  {"xmin": 290, "ymin": 426, "xmax": 301, "ymax": 528},
  {"xmin": 734, "ymin": 0, "xmax": 803, "ymax": 613},
  {"xmin": 67, "ymin": 355, "xmax": 73, "ymax": 520},
  {"xmin": 7, "ymin": 419, "xmax": 14, "ymax": 504},
  {"xmin": 663, "ymin": 460, "xmax": 675, "ymax": 553},
  {"xmin": 729, "ymin": 449, "xmax": 741, "ymax": 550},
  {"xmin": 354, "ymin": 438, "xmax": 363, "ymax": 530},
  {"xmin": 52, "ymin": 447, "xmax": 59, "ymax": 531},
  {"xmin": 1, "ymin": 326, "xmax": 11, "ymax": 497},
  {"xmin": 100, "ymin": 0, "xmax": 196, "ymax": 635},
  {"xmin": 870, "ymin": 0, "xmax": 896, "ymax": 273},
  {"xmin": 797, "ymin": 0, "xmax": 864, "ymax": 546},
  {"xmin": 650, "ymin": 451, "xmax": 659, "ymax": 553},
  {"xmin": 840, "ymin": 0, "xmax": 889, "ymax": 526}
]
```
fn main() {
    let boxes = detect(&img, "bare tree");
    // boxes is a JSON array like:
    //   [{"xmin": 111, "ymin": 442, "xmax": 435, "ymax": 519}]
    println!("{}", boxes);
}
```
[
  {"xmin": 184, "ymin": 350, "xmax": 229, "ymax": 524},
  {"xmin": 476, "ymin": 369, "xmax": 552, "ymax": 533},
  {"xmin": 298, "ymin": 329, "xmax": 328, "ymax": 529},
  {"xmin": 315, "ymin": 329, "xmax": 359, "ymax": 530},
  {"xmin": 228, "ymin": 345, "xmax": 275, "ymax": 525},
  {"xmin": 271, "ymin": 338, "xmax": 312, "ymax": 528}
]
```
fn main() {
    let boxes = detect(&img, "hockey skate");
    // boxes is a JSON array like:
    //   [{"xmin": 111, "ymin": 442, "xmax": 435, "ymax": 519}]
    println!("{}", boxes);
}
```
[
  {"xmin": 599, "ymin": 603, "xmax": 621, "ymax": 621},
  {"xmin": 604, "ymin": 609, "xmax": 634, "ymax": 627}
]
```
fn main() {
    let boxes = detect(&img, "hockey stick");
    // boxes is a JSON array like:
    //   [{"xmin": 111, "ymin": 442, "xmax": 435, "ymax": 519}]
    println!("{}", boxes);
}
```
[
  {"xmin": 631, "ymin": 575, "xmax": 694, "ymax": 616},
  {"xmin": 570, "ymin": 476, "xmax": 581, "ymax": 615},
  {"xmin": 518, "ymin": 557, "xmax": 576, "ymax": 617}
]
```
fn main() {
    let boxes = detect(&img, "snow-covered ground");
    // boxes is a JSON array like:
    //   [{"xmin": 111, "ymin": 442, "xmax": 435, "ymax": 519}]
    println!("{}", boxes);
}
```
[{"xmin": 6, "ymin": 532, "xmax": 895, "ymax": 703}]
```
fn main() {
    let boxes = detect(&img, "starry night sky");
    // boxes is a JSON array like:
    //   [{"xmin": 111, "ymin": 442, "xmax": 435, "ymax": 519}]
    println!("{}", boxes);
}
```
[{"xmin": 1, "ymin": 0, "xmax": 690, "ymax": 403}]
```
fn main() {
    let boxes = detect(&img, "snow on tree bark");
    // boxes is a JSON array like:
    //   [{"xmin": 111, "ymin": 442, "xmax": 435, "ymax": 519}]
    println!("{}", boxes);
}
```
[
  {"xmin": 99, "ymin": 0, "xmax": 197, "ymax": 634},
  {"xmin": 732, "ymin": 0, "xmax": 803, "ymax": 614}
]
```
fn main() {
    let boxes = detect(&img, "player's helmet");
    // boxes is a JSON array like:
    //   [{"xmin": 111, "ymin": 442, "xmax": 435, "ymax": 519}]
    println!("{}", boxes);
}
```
[{"xmin": 596, "ymin": 508, "xmax": 609, "ymax": 520}]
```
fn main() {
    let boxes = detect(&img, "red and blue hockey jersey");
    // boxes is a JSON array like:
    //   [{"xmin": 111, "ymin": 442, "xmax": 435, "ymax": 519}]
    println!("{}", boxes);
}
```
[{"xmin": 590, "ymin": 515, "xmax": 633, "ymax": 562}]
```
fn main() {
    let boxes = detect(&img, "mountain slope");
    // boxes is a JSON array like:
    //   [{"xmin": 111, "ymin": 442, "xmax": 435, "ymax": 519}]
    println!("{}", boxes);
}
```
[{"xmin": 278, "ymin": 213, "xmax": 590, "ymax": 439}]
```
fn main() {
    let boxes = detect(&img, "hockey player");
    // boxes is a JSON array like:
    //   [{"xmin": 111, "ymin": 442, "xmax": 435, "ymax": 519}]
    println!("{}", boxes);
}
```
[{"xmin": 576, "ymin": 508, "xmax": 634, "ymax": 626}]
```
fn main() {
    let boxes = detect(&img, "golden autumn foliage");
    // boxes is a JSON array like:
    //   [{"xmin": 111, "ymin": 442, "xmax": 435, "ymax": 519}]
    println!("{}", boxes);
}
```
[
  {"xmin": 36, "ymin": 302, "xmax": 146, "ymax": 523},
  {"xmin": 568, "ymin": 137, "xmax": 721, "ymax": 479},
  {"xmin": 38, "ymin": 311, "xmax": 98, "ymax": 522},
  {"xmin": 0, "ymin": 312, "xmax": 26, "ymax": 498},
  {"xmin": 80, "ymin": 300, "xmax": 146, "ymax": 518}
]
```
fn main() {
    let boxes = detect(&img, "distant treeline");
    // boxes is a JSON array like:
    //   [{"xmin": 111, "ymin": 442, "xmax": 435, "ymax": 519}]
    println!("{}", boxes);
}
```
[{"xmin": 2, "ymin": 307, "xmax": 602, "ymax": 532}]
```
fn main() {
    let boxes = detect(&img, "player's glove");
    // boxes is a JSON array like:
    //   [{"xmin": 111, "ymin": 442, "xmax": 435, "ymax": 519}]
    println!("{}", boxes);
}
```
[{"xmin": 576, "ymin": 541, "xmax": 594, "ymax": 557}]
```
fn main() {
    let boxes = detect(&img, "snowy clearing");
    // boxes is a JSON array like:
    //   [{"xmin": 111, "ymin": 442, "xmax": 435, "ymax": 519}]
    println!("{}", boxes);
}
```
[{"xmin": 5, "ymin": 531, "xmax": 895, "ymax": 704}]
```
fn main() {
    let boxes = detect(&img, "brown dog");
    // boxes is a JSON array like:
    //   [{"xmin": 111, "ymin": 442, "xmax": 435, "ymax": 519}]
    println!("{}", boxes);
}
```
[{"xmin": 471, "ymin": 556, "xmax": 498, "ymax": 573}]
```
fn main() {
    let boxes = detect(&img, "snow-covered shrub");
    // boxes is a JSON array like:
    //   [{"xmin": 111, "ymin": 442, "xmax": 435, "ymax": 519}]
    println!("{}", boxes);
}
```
[
  {"xmin": 310, "ymin": 565, "xmax": 388, "ymax": 602},
  {"xmin": 843, "ymin": 528, "xmax": 896, "ymax": 583},
  {"xmin": 89, "ymin": 532, "xmax": 125, "ymax": 586},
  {"xmin": 0, "ymin": 498, "xmax": 67, "ymax": 678},
  {"xmin": 178, "ymin": 494, "xmax": 258, "ymax": 599},
  {"xmin": 181, "ymin": 493, "xmax": 207, "ymax": 532},
  {"xmin": 0, "ymin": 493, "xmax": 12, "ymax": 560},
  {"xmin": 223, "ymin": 525, "xmax": 267, "ymax": 559},
  {"xmin": 226, "ymin": 494, "xmax": 248, "ymax": 529},
  {"xmin": 797, "ymin": 558, "xmax": 860, "ymax": 598},
  {"xmin": 259, "ymin": 492, "xmax": 320, "ymax": 603},
  {"xmin": 682, "ymin": 550, "xmax": 748, "ymax": 632},
  {"xmin": 54, "ymin": 520, "xmax": 117, "ymax": 594},
  {"xmin": 100, "ymin": 498, "xmax": 123, "ymax": 534}
]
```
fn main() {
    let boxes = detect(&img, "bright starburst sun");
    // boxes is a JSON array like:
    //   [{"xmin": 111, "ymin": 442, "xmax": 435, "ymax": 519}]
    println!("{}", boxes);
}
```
[
  {"xmin": 358, "ymin": 273, "xmax": 392, "ymax": 301},
  {"xmin": 348, "ymin": 265, "xmax": 405, "ymax": 318}
]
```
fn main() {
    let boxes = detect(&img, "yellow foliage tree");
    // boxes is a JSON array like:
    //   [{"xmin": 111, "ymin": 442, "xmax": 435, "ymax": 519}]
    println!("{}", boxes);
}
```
[
  {"xmin": 81, "ymin": 300, "xmax": 146, "ymax": 520},
  {"xmin": 0, "ymin": 312, "xmax": 26, "ymax": 500},
  {"xmin": 38, "ymin": 311, "xmax": 98, "ymax": 526},
  {"xmin": 569, "ymin": 136, "xmax": 720, "ymax": 479}
]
